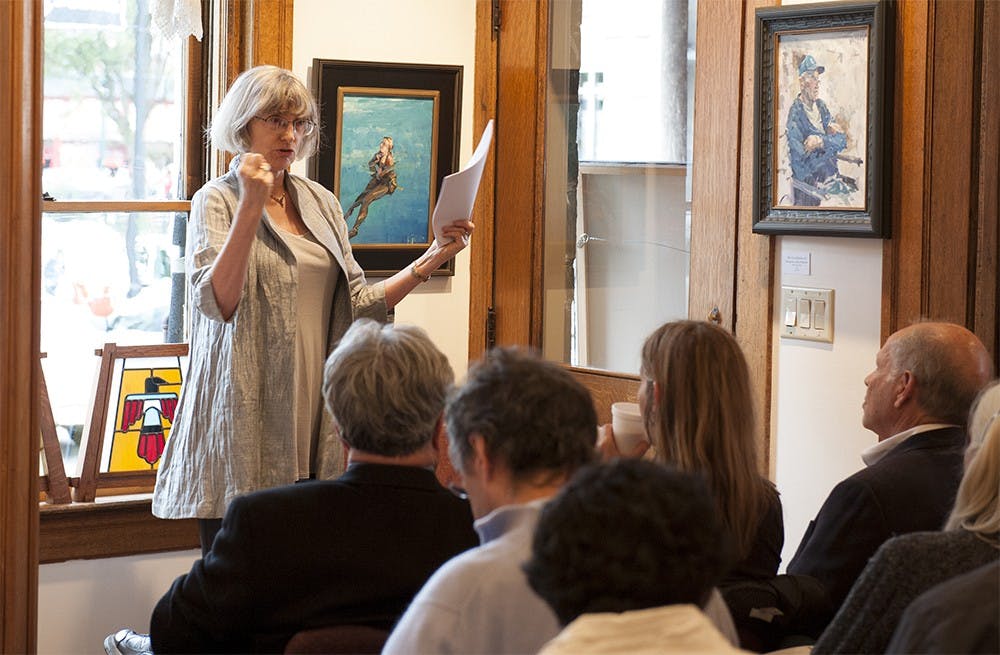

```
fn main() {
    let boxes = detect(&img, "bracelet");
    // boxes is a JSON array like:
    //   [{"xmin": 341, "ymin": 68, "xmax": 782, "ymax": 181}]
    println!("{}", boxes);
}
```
[{"xmin": 410, "ymin": 262, "xmax": 431, "ymax": 283}]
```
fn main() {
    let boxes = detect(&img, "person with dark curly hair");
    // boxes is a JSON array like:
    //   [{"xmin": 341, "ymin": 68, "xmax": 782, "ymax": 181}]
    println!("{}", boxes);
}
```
[{"xmin": 524, "ymin": 459, "xmax": 749, "ymax": 654}]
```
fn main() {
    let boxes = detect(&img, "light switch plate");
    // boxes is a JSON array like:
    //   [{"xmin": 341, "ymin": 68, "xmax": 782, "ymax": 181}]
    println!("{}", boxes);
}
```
[{"xmin": 780, "ymin": 286, "xmax": 834, "ymax": 343}]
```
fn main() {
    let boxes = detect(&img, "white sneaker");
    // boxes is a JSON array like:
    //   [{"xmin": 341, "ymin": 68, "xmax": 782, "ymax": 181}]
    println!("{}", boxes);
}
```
[{"xmin": 103, "ymin": 629, "xmax": 153, "ymax": 655}]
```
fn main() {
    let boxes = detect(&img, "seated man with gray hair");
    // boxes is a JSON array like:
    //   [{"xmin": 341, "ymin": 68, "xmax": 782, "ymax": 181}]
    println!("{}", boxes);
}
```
[
  {"xmin": 785, "ymin": 321, "xmax": 993, "ymax": 636},
  {"xmin": 105, "ymin": 319, "xmax": 478, "ymax": 655}
]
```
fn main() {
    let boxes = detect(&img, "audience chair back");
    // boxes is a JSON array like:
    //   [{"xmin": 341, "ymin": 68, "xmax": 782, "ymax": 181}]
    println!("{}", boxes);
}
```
[{"xmin": 283, "ymin": 625, "xmax": 389, "ymax": 654}]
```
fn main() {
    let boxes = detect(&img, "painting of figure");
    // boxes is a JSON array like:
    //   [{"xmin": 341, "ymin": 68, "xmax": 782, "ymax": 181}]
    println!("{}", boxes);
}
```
[
  {"xmin": 345, "ymin": 136, "xmax": 399, "ymax": 238},
  {"xmin": 336, "ymin": 90, "xmax": 438, "ymax": 245},
  {"xmin": 774, "ymin": 28, "xmax": 868, "ymax": 210}
]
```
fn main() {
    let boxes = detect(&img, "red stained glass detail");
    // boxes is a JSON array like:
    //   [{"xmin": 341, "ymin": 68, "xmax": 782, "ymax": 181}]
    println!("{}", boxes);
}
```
[
  {"xmin": 137, "ymin": 431, "xmax": 165, "ymax": 465},
  {"xmin": 161, "ymin": 397, "xmax": 178, "ymax": 422},
  {"xmin": 121, "ymin": 398, "xmax": 144, "ymax": 430}
]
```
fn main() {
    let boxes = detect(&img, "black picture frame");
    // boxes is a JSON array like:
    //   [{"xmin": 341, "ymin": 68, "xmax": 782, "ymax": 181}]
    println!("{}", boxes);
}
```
[
  {"xmin": 752, "ymin": 1, "xmax": 893, "ymax": 237},
  {"xmin": 311, "ymin": 59, "xmax": 463, "ymax": 276}
]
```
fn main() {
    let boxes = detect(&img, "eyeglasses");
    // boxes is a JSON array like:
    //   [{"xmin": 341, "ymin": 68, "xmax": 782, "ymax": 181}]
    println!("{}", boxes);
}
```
[{"xmin": 254, "ymin": 115, "xmax": 316, "ymax": 136}]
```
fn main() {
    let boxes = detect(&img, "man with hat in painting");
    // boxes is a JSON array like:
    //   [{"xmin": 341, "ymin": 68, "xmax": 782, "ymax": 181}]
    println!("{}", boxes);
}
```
[{"xmin": 786, "ymin": 54, "xmax": 850, "ymax": 206}]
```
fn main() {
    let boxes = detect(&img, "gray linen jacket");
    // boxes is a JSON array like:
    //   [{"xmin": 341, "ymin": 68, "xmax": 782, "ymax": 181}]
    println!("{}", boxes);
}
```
[{"xmin": 151, "ymin": 165, "xmax": 387, "ymax": 519}]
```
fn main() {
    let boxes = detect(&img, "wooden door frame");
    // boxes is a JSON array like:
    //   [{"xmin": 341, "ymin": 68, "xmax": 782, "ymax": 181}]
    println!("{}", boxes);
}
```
[
  {"xmin": 469, "ymin": 0, "xmax": 776, "ymax": 472},
  {"xmin": 1, "ymin": 0, "xmax": 42, "ymax": 650}
]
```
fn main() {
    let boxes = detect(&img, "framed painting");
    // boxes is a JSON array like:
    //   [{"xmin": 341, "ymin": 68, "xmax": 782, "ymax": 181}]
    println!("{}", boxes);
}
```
[
  {"xmin": 73, "ymin": 343, "xmax": 188, "ymax": 501},
  {"xmin": 752, "ymin": 1, "xmax": 892, "ymax": 237},
  {"xmin": 311, "ymin": 59, "xmax": 462, "ymax": 276}
]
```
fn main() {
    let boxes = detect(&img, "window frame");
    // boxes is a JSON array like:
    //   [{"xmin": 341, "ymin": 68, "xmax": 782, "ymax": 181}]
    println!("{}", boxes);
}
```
[{"xmin": 37, "ymin": 0, "xmax": 296, "ymax": 563}]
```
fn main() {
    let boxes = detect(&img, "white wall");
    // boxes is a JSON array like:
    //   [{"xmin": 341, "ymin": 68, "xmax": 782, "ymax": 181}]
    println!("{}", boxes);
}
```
[
  {"xmin": 37, "ymin": 2, "xmax": 479, "ymax": 651},
  {"xmin": 38, "ymin": 550, "xmax": 199, "ymax": 655},
  {"xmin": 772, "ymin": 236, "xmax": 883, "ymax": 568},
  {"xmin": 290, "ymin": 0, "xmax": 478, "ymax": 374}
]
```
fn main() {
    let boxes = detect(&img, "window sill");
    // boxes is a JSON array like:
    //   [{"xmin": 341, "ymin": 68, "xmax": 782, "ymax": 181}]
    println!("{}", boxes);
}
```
[{"xmin": 40, "ymin": 495, "xmax": 198, "ymax": 564}]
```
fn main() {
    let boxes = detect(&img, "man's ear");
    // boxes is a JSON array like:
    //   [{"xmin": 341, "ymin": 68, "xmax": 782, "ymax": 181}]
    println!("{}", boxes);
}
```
[
  {"xmin": 468, "ymin": 433, "xmax": 494, "ymax": 479},
  {"xmin": 894, "ymin": 370, "xmax": 917, "ymax": 408},
  {"xmin": 430, "ymin": 414, "xmax": 446, "ymax": 454},
  {"xmin": 334, "ymin": 420, "xmax": 351, "ymax": 456}
]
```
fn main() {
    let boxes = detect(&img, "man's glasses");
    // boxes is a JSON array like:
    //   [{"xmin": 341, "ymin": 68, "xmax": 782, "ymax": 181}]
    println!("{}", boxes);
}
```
[{"xmin": 254, "ymin": 115, "xmax": 316, "ymax": 136}]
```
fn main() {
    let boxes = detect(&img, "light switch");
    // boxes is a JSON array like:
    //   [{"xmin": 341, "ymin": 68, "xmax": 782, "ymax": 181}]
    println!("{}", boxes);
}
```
[
  {"xmin": 813, "ymin": 300, "xmax": 827, "ymax": 330},
  {"xmin": 784, "ymin": 297, "xmax": 797, "ymax": 327},
  {"xmin": 780, "ymin": 286, "xmax": 834, "ymax": 343},
  {"xmin": 797, "ymin": 299, "xmax": 811, "ymax": 328}
]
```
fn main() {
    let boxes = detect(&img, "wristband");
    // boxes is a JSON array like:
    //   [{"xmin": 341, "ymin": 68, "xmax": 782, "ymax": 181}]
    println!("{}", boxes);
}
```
[{"xmin": 410, "ymin": 263, "xmax": 431, "ymax": 283}]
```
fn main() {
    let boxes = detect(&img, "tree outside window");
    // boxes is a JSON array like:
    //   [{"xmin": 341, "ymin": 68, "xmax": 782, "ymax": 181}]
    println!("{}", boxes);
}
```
[{"xmin": 42, "ymin": 0, "xmax": 189, "ymax": 474}]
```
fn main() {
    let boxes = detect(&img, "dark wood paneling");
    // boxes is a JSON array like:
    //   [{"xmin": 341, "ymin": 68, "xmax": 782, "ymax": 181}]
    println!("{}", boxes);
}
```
[
  {"xmin": 925, "ymin": 0, "xmax": 974, "ymax": 322},
  {"xmin": 883, "ymin": 0, "xmax": 998, "ymax": 370},
  {"xmin": 974, "ymin": 0, "xmax": 999, "ymax": 362},
  {"xmin": 0, "ymin": 0, "xmax": 41, "ymax": 650}
]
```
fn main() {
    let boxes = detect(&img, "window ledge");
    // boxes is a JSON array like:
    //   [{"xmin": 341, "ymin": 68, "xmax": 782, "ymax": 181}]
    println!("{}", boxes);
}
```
[{"xmin": 40, "ymin": 495, "xmax": 198, "ymax": 564}]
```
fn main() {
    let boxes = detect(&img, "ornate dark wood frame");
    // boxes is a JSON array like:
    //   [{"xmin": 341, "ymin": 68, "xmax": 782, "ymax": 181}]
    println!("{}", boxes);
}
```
[{"xmin": 752, "ymin": 1, "xmax": 893, "ymax": 237}]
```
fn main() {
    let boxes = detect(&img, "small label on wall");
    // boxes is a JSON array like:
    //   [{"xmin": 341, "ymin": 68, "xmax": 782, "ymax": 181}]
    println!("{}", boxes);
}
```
[{"xmin": 783, "ymin": 251, "xmax": 811, "ymax": 276}]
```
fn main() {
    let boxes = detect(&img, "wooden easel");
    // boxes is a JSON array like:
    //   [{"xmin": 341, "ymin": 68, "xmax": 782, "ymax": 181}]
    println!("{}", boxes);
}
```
[{"xmin": 39, "ymin": 355, "xmax": 71, "ymax": 504}]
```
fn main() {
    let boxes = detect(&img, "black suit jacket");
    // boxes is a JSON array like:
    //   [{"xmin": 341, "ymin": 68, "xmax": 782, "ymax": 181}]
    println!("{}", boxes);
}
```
[
  {"xmin": 786, "ymin": 426, "xmax": 966, "ymax": 630},
  {"xmin": 150, "ymin": 463, "xmax": 478, "ymax": 653}
]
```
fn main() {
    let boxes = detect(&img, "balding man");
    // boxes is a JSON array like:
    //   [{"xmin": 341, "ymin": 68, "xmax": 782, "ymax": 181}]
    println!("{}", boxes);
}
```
[{"xmin": 786, "ymin": 321, "xmax": 993, "ymax": 633}]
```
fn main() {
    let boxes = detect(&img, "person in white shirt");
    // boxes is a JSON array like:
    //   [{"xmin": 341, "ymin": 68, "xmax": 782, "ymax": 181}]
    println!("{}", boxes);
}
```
[{"xmin": 524, "ymin": 459, "xmax": 750, "ymax": 655}]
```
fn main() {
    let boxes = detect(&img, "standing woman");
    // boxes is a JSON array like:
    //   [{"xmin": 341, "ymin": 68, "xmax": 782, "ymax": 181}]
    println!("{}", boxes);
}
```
[
  {"xmin": 600, "ymin": 320, "xmax": 782, "ymax": 648},
  {"xmin": 152, "ymin": 66, "xmax": 473, "ymax": 553}
]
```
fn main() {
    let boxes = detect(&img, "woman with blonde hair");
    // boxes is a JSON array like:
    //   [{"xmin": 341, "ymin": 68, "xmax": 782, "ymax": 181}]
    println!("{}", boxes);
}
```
[
  {"xmin": 812, "ymin": 380, "xmax": 1000, "ymax": 654},
  {"xmin": 600, "ymin": 320, "xmax": 782, "ymax": 648}
]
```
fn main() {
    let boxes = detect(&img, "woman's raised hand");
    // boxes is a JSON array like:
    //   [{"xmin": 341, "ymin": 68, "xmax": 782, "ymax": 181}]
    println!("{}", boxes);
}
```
[{"xmin": 236, "ymin": 153, "xmax": 274, "ymax": 210}]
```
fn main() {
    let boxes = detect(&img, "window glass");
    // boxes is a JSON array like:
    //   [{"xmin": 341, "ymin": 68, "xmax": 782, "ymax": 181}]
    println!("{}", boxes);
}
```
[
  {"xmin": 544, "ymin": 0, "xmax": 696, "ymax": 373},
  {"xmin": 43, "ymin": 0, "xmax": 185, "ymax": 201},
  {"xmin": 41, "ymin": 212, "xmax": 184, "ymax": 473},
  {"xmin": 42, "ymin": 0, "xmax": 190, "ymax": 474}
]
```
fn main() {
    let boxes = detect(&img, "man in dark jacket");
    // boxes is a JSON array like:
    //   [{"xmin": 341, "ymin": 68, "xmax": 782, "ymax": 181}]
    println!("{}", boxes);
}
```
[
  {"xmin": 786, "ymin": 321, "xmax": 992, "ymax": 634},
  {"xmin": 104, "ymin": 320, "xmax": 478, "ymax": 654}
]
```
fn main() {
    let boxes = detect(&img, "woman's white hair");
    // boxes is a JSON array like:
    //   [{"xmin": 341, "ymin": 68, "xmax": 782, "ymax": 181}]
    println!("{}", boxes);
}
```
[
  {"xmin": 209, "ymin": 65, "xmax": 320, "ymax": 158},
  {"xmin": 945, "ymin": 380, "xmax": 1000, "ymax": 535}
]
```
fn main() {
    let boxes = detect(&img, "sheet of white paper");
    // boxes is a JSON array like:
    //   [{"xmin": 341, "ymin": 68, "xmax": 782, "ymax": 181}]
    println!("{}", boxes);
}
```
[{"xmin": 432, "ymin": 119, "xmax": 494, "ymax": 243}]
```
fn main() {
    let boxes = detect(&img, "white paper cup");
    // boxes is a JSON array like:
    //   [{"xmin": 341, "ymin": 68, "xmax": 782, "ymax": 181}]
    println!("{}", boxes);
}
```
[{"xmin": 611, "ymin": 401, "xmax": 647, "ymax": 453}]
